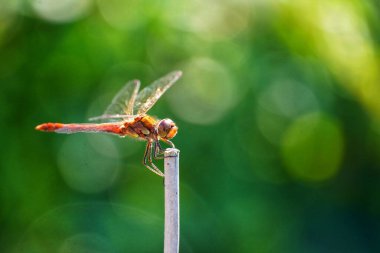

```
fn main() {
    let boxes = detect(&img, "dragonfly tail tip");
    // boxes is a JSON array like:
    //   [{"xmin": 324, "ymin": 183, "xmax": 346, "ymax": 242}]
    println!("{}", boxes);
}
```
[{"xmin": 35, "ymin": 123, "xmax": 63, "ymax": 132}]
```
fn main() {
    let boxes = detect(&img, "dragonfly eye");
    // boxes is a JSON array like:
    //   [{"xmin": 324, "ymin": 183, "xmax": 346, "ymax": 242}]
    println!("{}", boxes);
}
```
[{"xmin": 158, "ymin": 119, "xmax": 178, "ymax": 139}]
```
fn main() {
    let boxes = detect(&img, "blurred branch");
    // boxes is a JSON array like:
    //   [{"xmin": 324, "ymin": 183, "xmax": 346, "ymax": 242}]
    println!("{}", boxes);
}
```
[{"xmin": 164, "ymin": 148, "xmax": 180, "ymax": 253}]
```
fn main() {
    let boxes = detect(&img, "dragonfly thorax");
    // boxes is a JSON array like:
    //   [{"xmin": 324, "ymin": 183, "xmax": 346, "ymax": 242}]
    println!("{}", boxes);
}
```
[{"xmin": 157, "ymin": 118, "xmax": 178, "ymax": 140}]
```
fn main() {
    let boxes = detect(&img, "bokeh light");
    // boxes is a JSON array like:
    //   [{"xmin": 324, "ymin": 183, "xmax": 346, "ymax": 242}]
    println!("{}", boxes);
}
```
[
  {"xmin": 58, "ymin": 233, "xmax": 111, "ymax": 253},
  {"xmin": 256, "ymin": 79, "xmax": 319, "ymax": 145},
  {"xmin": 17, "ymin": 203, "xmax": 163, "ymax": 253},
  {"xmin": 168, "ymin": 57, "xmax": 240, "ymax": 125},
  {"xmin": 30, "ymin": 0, "xmax": 93, "ymax": 23},
  {"xmin": 164, "ymin": 0, "xmax": 251, "ymax": 41},
  {"xmin": 97, "ymin": 0, "xmax": 158, "ymax": 31},
  {"xmin": 282, "ymin": 112, "xmax": 344, "ymax": 182},
  {"xmin": 58, "ymin": 135, "xmax": 121, "ymax": 193}
]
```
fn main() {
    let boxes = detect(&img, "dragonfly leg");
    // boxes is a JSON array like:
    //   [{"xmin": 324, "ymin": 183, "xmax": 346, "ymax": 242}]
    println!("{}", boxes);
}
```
[
  {"xmin": 148, "ymin": 142, "xmax": 164, "ymax": 176},
  {"xmin": 162, "ymin": 139, "xmax": 175, "ymax": 148},
  {"xmin": 143, "ymin": 141, "xmax": 164, "ymax": 177},
  {"xmin": 153, "ymin": 140, "xmax": 165, "ymax": 160}
]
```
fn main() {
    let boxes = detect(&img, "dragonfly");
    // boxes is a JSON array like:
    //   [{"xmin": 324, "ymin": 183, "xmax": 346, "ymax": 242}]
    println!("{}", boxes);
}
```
[{"xmin": 36, "ymin": 71, "xmax": 182, "ymax": 177}]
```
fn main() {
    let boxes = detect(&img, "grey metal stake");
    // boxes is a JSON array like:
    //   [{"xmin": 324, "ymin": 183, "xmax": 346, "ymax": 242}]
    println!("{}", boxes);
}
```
[{"xmin": 164, "ymin": 148, "xmax": 180, "ymax": 253}]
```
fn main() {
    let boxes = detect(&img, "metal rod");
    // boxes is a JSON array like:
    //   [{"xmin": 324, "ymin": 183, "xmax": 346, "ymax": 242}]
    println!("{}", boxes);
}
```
[{"xmin": 164, "ymin": 148, "xmax": 180, "ymax": 253}]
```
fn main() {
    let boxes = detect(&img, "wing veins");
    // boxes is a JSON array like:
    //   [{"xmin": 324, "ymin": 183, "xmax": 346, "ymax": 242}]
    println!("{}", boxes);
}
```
[
  {"xmin": 89, "ymin": 80, "xmax": 140, "ymax": 122},
  {"xmin": 134, "ymin": 70, "xmax": 182, "ymax": 114},
  {"xmin": 89, "ymin": 71, "xmax": 182, "ymax": 122}
]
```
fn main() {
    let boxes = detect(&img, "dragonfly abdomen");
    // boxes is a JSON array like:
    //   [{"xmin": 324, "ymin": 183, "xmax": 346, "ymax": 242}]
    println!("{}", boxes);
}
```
[{"xmin": 36, "ymin": 122, "xmax": 123, "ymax": 135}]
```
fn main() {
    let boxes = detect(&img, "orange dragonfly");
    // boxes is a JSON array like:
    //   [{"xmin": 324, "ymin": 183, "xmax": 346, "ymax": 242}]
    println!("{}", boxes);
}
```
[{"xmin": 36, "ymin": 71, "xmax": 182, "ymax": 177}]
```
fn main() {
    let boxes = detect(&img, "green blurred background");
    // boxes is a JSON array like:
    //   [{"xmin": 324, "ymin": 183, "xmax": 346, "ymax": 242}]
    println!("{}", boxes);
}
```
[{"xmin": 1, "ymin": 0, "xmax": 380, "ymax": 252}]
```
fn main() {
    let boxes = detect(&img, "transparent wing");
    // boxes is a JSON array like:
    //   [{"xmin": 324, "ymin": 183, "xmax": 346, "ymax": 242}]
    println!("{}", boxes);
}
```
[
  {"xmin": 134, "ymin": 71, "xmax": 182, "ymax": 115},
  {"xmin": 89, "ymin": 80, "xmax": 140, "ymax": 121},
  {"xmin": 88, "ymin": 114, "xmax": 136, "ymax": 121}
]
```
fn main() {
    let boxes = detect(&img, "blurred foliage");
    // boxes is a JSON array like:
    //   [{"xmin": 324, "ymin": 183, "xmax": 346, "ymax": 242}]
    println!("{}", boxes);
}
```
[{"xmin": 1, "ymin": 0, "xmax": 380, "ymax": 252}]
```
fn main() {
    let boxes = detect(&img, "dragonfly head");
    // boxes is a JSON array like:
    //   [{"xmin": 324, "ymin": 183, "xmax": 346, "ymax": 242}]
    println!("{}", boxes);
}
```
[{"xmin": 157, "ymin": 119, "xmax": 178, "ymax": 140}]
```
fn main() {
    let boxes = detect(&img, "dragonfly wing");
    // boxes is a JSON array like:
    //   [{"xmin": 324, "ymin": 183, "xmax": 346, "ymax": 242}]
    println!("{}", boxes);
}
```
[
  {"xmin": 88, "ymin": 114, "xmax": 135, "ymax": 121},
  {"xmin": 89, "ymin": 80, "xmax": 140, "ymax": 121},
  {"xmin": 134, "ymin": 71, "xmax": 182, "ymax": 115}
]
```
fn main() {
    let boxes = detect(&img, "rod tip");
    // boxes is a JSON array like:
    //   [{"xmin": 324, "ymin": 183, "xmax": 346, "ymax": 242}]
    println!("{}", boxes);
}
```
[{"xmin": 164, "ymin": 148, "xmax": 180, "ymax": 157}]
